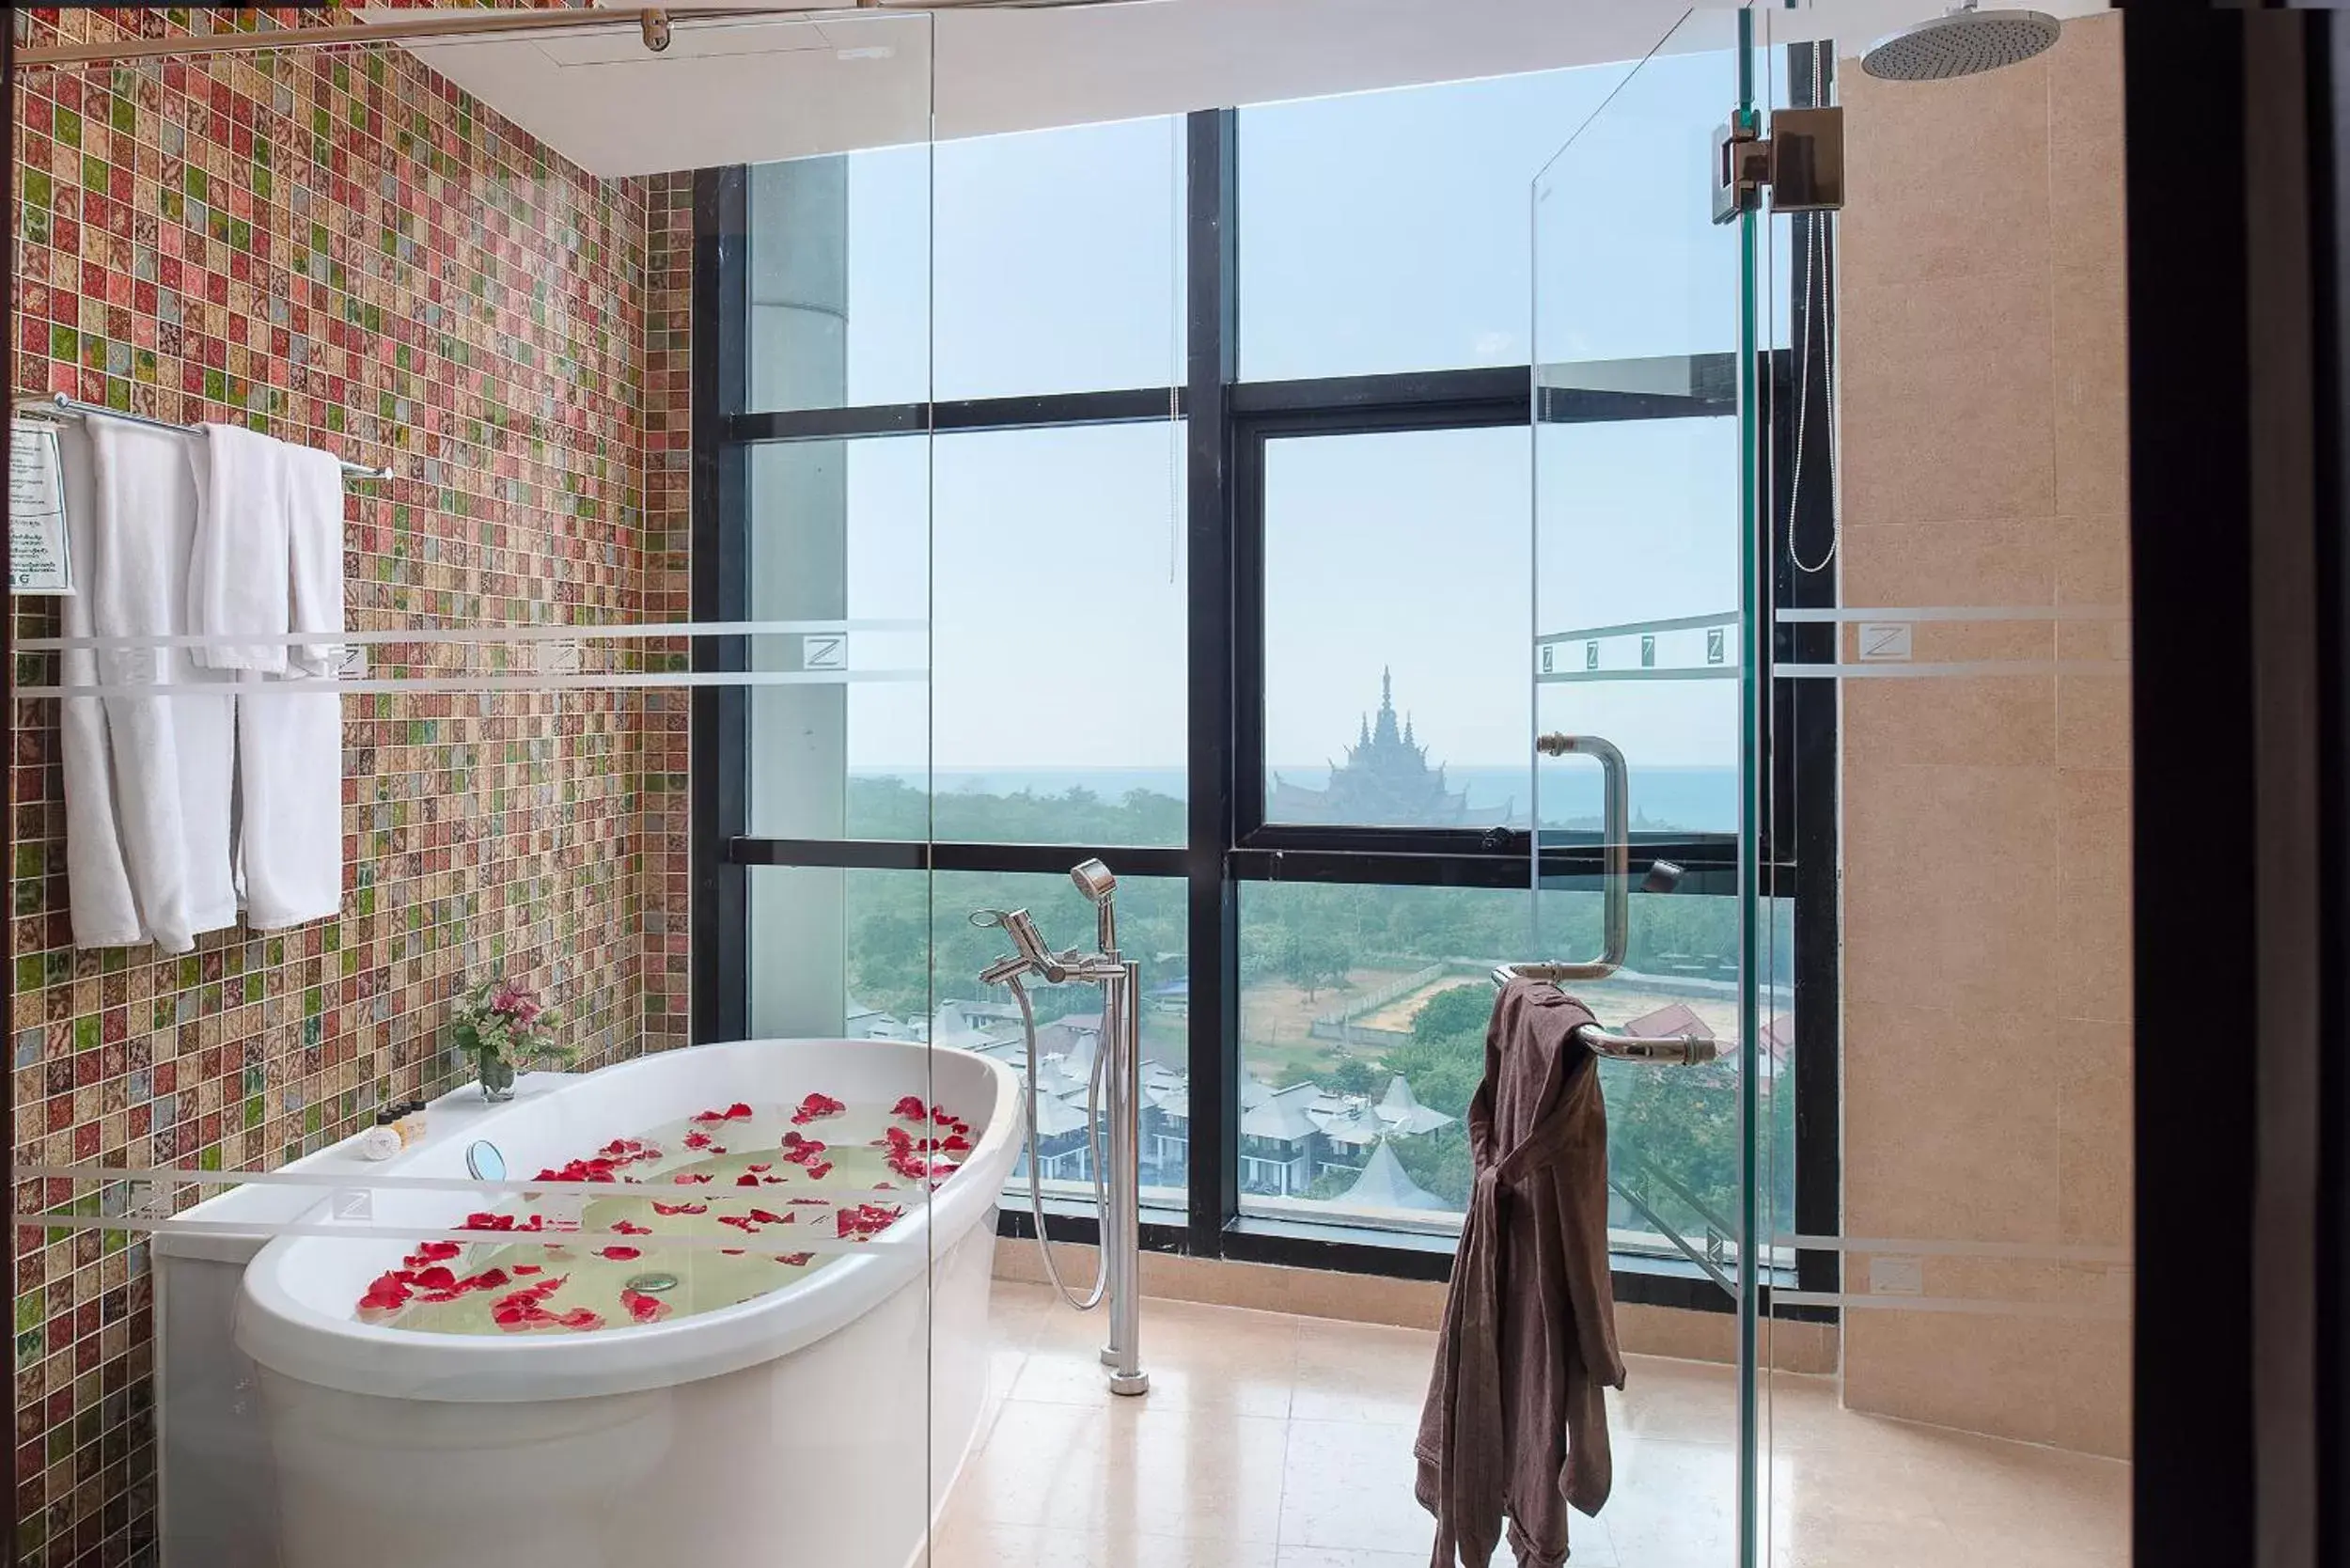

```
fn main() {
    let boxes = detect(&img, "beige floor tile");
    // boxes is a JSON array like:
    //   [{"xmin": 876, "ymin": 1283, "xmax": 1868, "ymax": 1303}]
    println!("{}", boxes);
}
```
[
  {"xmin": 1020, "ymin": 1294, "xmax": 1299, "ymax": 1416},
  {"xmin": 1273, "ymin": 1549, "xmax": 1432, "ymax": 1568},
  {"xmin": 1277, "ymin": 1418, "xmax": 1435, "ymax": 1556},
  {"xmin": 1289, "ymin": 1318, "xmax": 1434, "ymax": 1424},
  {"xmin": 1614, "ymin": 1353, "xmax": 1745, "ymax": 1446},
  {"xmin": 1596, "ymin": 1435, "xmax": 1741, "ymax": 1564},
  {"xmin": 927, "ymin": 1517, "xmax": 1277, "ymax": 1568},
  {"xmin": 965, "ymin": 1285, "xmax": 2124, "ymax": 1568},
  {"xmin": 962, "ymin": 1399, "xmax": 1290, "ymax": 1543}
]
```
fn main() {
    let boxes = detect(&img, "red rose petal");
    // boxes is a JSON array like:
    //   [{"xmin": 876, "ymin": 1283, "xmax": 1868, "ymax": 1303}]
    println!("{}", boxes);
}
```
[
  {"xmin": 611, "ymin": 1219, "xmax": 651, "ymax": 1235},
  {"xmin": 620, "ymin": 1287, "xmax": 670, "ymax": 1324},
  {"xmin": 597, "ymin": 1246, "xmax": 642, "ymax": 1261}
]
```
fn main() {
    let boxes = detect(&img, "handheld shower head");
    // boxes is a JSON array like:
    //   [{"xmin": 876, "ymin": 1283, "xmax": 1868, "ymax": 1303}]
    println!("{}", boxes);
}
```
[
  {"xmin": 1071, "ymin": 859, "xmax": 1119, "ymax": 953},
  {"xmin": 973, "ymin": 907, "xmax": 1055, "ymax": 986}
]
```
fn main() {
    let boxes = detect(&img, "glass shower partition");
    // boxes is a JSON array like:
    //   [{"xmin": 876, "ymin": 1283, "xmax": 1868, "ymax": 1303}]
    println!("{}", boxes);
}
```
[
  {"xmin": 6, "ymin": 11, "xmax": 952, "ymax": 1568},
  {"xmin": 1529, "ymin": 9, "xmax": 1765, "ymax": 1565}
]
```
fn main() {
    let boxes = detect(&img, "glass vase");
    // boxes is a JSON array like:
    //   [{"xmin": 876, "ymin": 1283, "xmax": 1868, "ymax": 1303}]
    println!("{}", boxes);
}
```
[{"xmin": 477, "ymin": 1053, "xmax": 517, "ymax": 1102}]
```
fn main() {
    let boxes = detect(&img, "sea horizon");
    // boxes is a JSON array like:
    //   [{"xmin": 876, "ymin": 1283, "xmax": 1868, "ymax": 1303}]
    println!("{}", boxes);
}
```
[{"xmin": 847, "ymin": 762, "xmax": 1740, "ymax": 833}]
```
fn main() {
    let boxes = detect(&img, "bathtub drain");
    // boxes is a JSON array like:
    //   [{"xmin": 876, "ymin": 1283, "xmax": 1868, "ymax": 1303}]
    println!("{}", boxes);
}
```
[{"xmin": 623, "ymin": 1272, "xmax": 680, "ymax": 1294}]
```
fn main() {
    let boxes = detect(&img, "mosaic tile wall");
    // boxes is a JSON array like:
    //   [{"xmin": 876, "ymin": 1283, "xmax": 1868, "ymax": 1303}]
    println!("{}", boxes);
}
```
[
  {"xmin": 6, "ymin": 9, "xmax": 693, "ymax": 1563},
  {"xmin": 639, "ymin": 170, "xmax": 693, "ymax": 1056}
]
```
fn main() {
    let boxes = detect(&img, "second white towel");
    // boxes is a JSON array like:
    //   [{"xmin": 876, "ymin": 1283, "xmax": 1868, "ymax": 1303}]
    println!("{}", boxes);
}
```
[
  {"xmin": 190, "ymin": 426, "xmax": 348, "ymax": 932},
  {"xmin": 234, "ymin": 444, "xmax": 346, "ymax": 930}
]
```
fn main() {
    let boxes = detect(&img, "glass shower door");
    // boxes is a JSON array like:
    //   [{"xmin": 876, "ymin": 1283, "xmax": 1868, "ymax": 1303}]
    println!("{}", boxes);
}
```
[{"xmin": 1529, "ymin": 9, "xmax": 1763, "ymax": 1566}]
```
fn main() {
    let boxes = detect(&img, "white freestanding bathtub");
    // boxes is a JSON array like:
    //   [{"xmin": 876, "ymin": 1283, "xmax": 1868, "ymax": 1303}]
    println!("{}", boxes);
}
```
[{"xmin": 235, "ymin": 1039, "xmax": 1023, "ymax": 1568}]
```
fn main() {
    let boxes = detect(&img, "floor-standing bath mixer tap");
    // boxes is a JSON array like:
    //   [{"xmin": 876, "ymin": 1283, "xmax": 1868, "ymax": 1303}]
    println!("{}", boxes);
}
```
[{"xmin": 971, "ymin": 859, "xmax": 1149, "ymax": 1396}]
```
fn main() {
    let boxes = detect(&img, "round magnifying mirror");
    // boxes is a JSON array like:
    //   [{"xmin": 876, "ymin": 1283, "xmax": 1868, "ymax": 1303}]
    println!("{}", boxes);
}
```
[{"xmin": 465, "ymin": 1140, "xmax": 506, "ymax": 1183}]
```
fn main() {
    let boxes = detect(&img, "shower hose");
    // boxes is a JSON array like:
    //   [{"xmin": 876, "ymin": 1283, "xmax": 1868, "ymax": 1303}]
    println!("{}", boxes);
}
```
[{"xmin": 1002, "ymin": 975, "xmax": 1111, "ymax": 1311}]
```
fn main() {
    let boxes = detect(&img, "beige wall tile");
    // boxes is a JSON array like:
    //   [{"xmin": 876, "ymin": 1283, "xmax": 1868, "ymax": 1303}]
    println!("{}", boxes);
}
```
[
  {"xmin": 1844, "ymin": 1309, "xmax": 2061, "ymax": 1448},
  {"xmin": 2057, "ymin": 767, "xmax": 2132, "ymax": 914},
  {"xmin": 1838, "ymin": 272, "xmax": 2059, "ymax": 528},
  {"xmin": 1842, "ymin": 762, "xmax": 2065, "ymax": 1018},
  {"xmin": 1839, "ymin": 53, "xmax": 2052, "ymax": 286},
  {"xmin": 1844, "ymin": 673, "xmax": 2055, "ymax": 769},
  {"xmin": 2054, "ymin": 261, "xmax": 2132, "ymax": 517},
  {"xmin": 2047, "ymin": 13, "xmax": 2129, "ymax": 274},
  {"xmin": 1839, "ymin": 517, "xmax": 2056, "ymax": 609},
  {"xmin": 2056, "ymin": 1018, "xmax": 2134, "ymax": 1250},
  {"xmin": 2047, "ymin": 1314, "xmax": 2134, "ymax": 1459},
  {"xmin": 2055, "ymin": 673, "xmax": 2131, "ymax": 773},
  {"xmin": 2053, "ymin": 513, "xmax": 2132, "ymax": 607},
  {"xmin": 1842, "ymin": 997, "xmax": 2064, "ymax": 1245}
]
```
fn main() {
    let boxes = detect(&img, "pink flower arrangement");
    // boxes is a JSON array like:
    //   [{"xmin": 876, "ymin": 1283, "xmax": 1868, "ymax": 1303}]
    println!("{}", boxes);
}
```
[{"xmin": 451, "ymin": 976, "xmax": 572, "ymax": 1097}]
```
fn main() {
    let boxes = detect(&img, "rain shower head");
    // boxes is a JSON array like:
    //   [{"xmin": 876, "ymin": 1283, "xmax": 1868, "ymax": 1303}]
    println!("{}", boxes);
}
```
[
  {"xmin": 1861, "ymin": 4, "xmax": 2061, "ymax": 82},
  {"xmin": 1071, "ymin": 860, "xmax": 1118, "ymax": 903}
]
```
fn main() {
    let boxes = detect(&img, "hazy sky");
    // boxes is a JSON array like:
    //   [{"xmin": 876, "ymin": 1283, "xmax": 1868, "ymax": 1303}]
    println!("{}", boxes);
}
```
[{"xmin": 748, "ymin": 44, "xmax": 1771, "ymax": 776}]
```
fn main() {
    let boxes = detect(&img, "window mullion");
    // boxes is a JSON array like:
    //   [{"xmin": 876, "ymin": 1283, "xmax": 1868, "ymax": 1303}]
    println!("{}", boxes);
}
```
[{"xmin": 1186, "ymin": 107, "xmax": 1242, "ymax": 1253}]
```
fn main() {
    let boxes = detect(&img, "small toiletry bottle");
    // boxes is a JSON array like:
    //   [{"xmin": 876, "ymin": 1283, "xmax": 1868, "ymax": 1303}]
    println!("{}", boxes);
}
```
[
  {"xmin": 393, "ymin": 1101, "xmax": 425, "ymax": 1148},
  {"xmin": 357, "ymin": 1110, "xmax": 402, "ymax": 1162},
  {"xmin": 406, "ymin": 1097, "xmax": 431, "ymax": 1143}
]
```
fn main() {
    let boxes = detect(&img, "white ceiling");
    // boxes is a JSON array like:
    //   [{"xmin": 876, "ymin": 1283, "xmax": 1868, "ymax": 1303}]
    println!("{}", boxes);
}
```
[{"xmin": 367, "ymin": 0, "xmax": 2110, "ymax": 180}]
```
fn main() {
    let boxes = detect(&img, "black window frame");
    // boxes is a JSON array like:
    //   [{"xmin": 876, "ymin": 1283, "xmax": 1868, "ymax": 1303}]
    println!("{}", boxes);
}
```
[{"xmin": 692, "ymin": 94, "xmax": 1840, "ymax": 1318}]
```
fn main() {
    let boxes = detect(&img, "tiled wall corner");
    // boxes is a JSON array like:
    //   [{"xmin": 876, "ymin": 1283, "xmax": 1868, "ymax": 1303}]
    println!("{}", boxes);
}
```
[{"xmin": 640, "ymin": 169, "xmax": 694, "ymax": 1055}]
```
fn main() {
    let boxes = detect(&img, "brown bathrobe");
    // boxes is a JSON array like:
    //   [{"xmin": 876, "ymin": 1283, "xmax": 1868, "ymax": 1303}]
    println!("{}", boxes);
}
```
[{"xmin": 1414, "ymin": 979, "xmax": 1625, "ymax": 1568}]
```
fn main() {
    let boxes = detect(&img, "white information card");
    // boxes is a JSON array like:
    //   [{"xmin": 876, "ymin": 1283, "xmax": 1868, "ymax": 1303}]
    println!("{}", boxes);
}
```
[{"xmin": 9, "ymin": 418, "xmax": 73, "ymax": 595}]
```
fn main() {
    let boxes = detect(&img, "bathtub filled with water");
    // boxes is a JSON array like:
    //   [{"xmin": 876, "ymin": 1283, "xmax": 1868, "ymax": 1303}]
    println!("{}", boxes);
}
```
[{"xmin": 236, "ymin": 1039, "xmax": 1023, "ymax": 1568}]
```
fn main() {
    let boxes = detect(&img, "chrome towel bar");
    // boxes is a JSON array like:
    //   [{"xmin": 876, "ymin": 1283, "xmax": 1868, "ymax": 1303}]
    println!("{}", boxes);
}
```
[{"xmin": 14, "ymin": 395, "xmax": 392, "ymax": 481}]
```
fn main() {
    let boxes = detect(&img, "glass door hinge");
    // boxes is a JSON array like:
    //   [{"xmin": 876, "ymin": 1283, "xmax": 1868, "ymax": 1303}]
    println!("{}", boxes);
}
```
[{"xmin": 1713, "ymin": 106, "xmax": 1845, "ymax": 224}]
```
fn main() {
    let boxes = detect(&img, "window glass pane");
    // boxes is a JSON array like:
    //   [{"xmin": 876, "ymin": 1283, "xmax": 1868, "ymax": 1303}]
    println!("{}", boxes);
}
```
[
  {"xmin": 1533, "ymin": 416, "xmax": 1742, "ymax": 835},
  {"xmin": 747, "ymin": 117, "xmax": 1183, "ymax": 413},
  {"xmin": 1261, "ymin": 427, "xmax": 1530, "ymax": 829},
  {"xmin": 1237, "ymin": 883, "xmax": 1533, "ymax": 1231},
  {"xmin": 748, "ymin": 423, "xmax": 1185, "ymax": 844},
  {"xmin": 748, "ymin": 149, "xmax": 929, "ymax": 414},
  {"xmin": 929, "ymin": 422, "xmax": 1187, "ymax": 843},
  {"xmin": 932, "ymin": 118, "xmax": 1183, "ymax": 401},
  {"xmin": 1531, "ymin": 884, "xmax": 1790, "ymax": 1269},
  {"xmin": 745, "ymin": 435, "xmax": 932, "ymax": 841},
  {"xmin": 1240, "ymin": 54, "xmax": 1749, "ymax": 382},
  {"xmin": 1238, "ymin": 882, "xmax": 1786, "ymax": 1256}
]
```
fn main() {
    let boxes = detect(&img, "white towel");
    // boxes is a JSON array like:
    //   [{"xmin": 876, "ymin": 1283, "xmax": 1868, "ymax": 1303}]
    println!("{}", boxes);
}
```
[
  {"xmin": 78, "ymin": 422, "xmax": 239, "ymax": 953},
  {"xmin": 54, "ymin": 424, "xmax": 142, "ymax": 949},
  {"xmin": 188, "ymin": 422, "xmax": 290, "ymax": 673},
  {"xmin": 231, "ymin": 444, "xmax": 346, "ymax": 929}
]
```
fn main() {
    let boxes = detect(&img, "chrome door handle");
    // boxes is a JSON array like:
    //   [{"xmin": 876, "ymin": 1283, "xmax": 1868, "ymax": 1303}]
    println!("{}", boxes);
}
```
[{"xmin": 1517, "ymin": 731, "xmax": 1629, "ymax": 982}]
